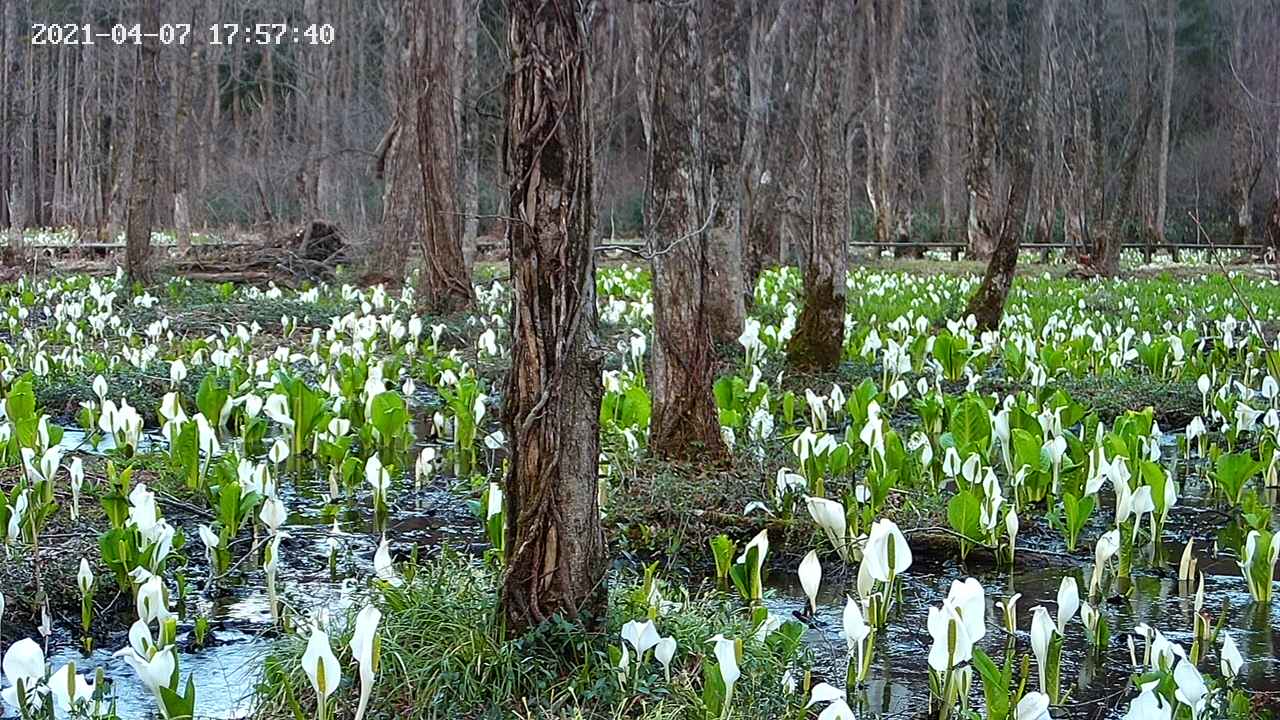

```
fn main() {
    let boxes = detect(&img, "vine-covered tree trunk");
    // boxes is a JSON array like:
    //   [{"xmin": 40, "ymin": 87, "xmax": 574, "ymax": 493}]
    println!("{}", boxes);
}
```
[
  {"xmin": 787, "ymin": 0, "xmax": 848, "ymax": 371},
  {"xmin": 500, "ymin": 0, "xmax": 607, "ymax": 636},
  {"xmin": 635, "ymin": 2, "xmax": 728, "ymax": 463},
  {"xmin": 414, "ymin": 0, "xmax": 474, "ymax": 311},
  {"xmin": 125, "ymin": 0, "xmax": 160, "ymax": 286}
]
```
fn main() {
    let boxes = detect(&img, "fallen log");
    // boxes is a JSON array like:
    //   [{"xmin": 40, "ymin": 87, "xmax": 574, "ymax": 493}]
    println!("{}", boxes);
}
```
[{"xmin": 164, "ymin": 220, "xmax": 348, "ymax": 285}]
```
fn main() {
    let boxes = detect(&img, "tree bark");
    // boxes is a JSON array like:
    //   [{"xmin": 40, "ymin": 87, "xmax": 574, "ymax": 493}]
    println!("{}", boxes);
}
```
[
  {"xmin": 374, "ymin": 2, "xmax": 420, "ymax": 278},
  {"xmin": 501, "ymin": 0, "xmax": 607, "ymax": 636},
  {"xmin": 634, "ymin": 1, "xmax": 729, "ymax": 463},
  {"xmin": 965, "ymin": 95, "xmax": 997, "ymax": 260},
  {"xmin": 963, "ymin": 0, "xmax": 1039, "ymax": 330},
  {"xmin": 1227, "ymin": 5, "xmax": 1261, "ymax": 248},
  {"xmin": 125, "ymin": 0, "xmax": 161, "ymax": 286},
  {"xmin": 414, "ymin": 0, "xmax": 474, "ymax": 311},
  {"xmin": 936, "ymin": 0, "xmax": 960, "ymax": 246},
  {"xmin": 700, "ymin": 0, "xmax": 746, "ymax": 345},
  {"xmin": 864, "ymin": 0, "xmax": 909, "ymax": 252},
  {"xmin": 787, "ymin": 0, "xmax": 849, "ymax": 371},
  {"xmin": 1095, "ymin": 13, "xmax": 1156, "ymax": 277},
  {"xmin": 459, "ymin": 0, "xmax": 480, "ymax": 265},
  {"xmin": 741, "ymin": 0, "xmax": 785, "ymax": 306},
  {"xmin": 1153, "ymin": 0, "xmax": 1175, "ymax": 246}
]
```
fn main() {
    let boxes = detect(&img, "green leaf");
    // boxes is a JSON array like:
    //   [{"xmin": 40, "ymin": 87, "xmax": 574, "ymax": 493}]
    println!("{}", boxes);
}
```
[
  {"xmin": 369, "ymin": 391, "xmax": 411, "ymax": 443},
  {"xmin": 1215, "ymin": 452, "xmax": 1263, "ymax": 505},
  {"xmin": 701, "ymin": 660, "xmax": 726, "ymax": 720},
  {"xmin": 950, "ymin": 397, "xmax": 992, "ymax": 458},
  {"xmin": 196, "ymin": 374, "xmax": 228, "ymax": 428},
  {"xmin": 709, "ymin": 535, "xmax": 736, "ymax": 583},
  {"xmin": 947, "ymin": 490, "xmax": 983, "ymax": 541},
  {"xmin": 1061, "ymin": 492, "xmax": 1095, "ymax": 551},
  {"xmin": 158, "ymin": 675, "xmax": 197, "ymax": 720},
  {"xmin": 971, "ymin": 647, "xmax": 1010, "ymax": 720}
]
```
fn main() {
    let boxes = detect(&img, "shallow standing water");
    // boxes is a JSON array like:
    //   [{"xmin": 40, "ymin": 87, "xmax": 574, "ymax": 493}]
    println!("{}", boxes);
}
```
[
  {"xmin": 14, "ymin": 432, "xmax": 483, "ymax": 720},
  {"xmin": 764, "ymin": 461, "xmax": 1280, "ymax": 719},
  {"xmin": 12, "ymin": 429, "xmax": 1280, "ymax": 719}
]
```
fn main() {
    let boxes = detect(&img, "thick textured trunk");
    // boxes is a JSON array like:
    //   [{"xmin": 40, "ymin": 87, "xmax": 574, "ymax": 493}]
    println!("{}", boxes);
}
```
[
  {"xmin": 701, "ymin": 0, "xmax": 746, "ymax": 346},
  {"xmin": 174, "ymin": 191, "xmax": 190, "ymax": 255},
  {"xmin": 964, "ymin": 0, "xmax": 1039, "ymax": 330},
  {"xmin": 501, "ymin": 0, "xmax": 606, "ymax": 636},
  {"xmin": 1229, "ymin": 107, "xmax": 1257, "ymax": 246},
  {"xmin": 125, "ymin": 0, "xmax": 160, "ymax": 286},
  {"xmin": 373, "ymin": 3, "xmax": 419, "ymax": 279},
  {"xmin": 740, "ymin": 0, "xmax": 783, "ymax": 307},
  {"xmin": 787, "ymin": 0, "xmax": 848, "ymax": 371},
  {"xmin": 414, "ymin": 0, "xmax": 474, "ymax": 311},
  {"xmin": 965, "ymin": 96, "xmax": 997, "ymax": 260},
  {"xmin": 965, "ymin": 208, "xmax": 1023, "ymax": 331},
  {"xmin": 865, "ymin": 0, "xmax": 908, "ymax": 252},
  {"xmin": 377, "ymin": 118, "xmax": 419, "ymax": 274},
  {"xmin": 637, "ymin": 2, "xmax": 728, "ymax": 462}
]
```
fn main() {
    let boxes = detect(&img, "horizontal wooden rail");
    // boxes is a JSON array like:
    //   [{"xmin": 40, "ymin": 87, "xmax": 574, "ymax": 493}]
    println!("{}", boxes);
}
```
[{"xmin": 847, "ymin": 240, "xmax": 1268, "ymax": 251}]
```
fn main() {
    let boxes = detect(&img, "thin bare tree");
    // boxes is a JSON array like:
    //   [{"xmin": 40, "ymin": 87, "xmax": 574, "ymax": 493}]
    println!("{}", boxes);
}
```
[{"xmin": 125, "ymin": 0, "xmax": 162, "ymax": 285}]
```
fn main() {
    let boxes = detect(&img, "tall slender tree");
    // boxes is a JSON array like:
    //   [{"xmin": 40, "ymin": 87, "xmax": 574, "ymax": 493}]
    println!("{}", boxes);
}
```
[
  {"xmin": 740, "ymin": 0, "xmax": 786, "ymax": 306},
  {"xmin": 1153, "ymin": 0, "xmax": 1176, "ymax": 248},
  {"xmin": 500, "ymin": 0, "xmax": 607, "ymax": 635},
  {"xmin": 700, "ymin": 0, "xmax": 747, "ymax": 345},
  {"xmin": 787, "ymin": 0, "xmax": 851, "ymax": 371},
  {"xmin": 633, "ymin": 0, "xmax": 729, "ymax": 462},
  {"xmin": 414, "ymin": 0, "xmax": 476, "ymax": 311},
  {"xmin": 125, "ymin": 0, "xmax": 162, "ymax": 285},
  {"xmin": 963, "ymin": 0, "xmax": 1039, "ymax": 330}
]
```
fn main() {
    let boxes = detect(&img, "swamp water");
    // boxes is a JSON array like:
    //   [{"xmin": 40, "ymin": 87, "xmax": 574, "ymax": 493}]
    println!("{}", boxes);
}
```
[{"xmin": 10, "ymin": 433, "xmax": 1280, "ymax": 719}]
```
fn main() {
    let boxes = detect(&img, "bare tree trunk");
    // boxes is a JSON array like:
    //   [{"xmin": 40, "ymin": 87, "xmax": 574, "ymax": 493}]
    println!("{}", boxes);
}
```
[
  {"xmin": 964, "ymin": 0, "xmax": 1039, "ymax": 330},
  {"xmin": 937, "ymin": 0, "xmax": 958, "ymax": 245},
  {"xmin": 374, "ymin": 1, "xmax": 419, "ymax": 278},
  {"xmin": 460, "ymin": 0, "xmax": 480, "ymax": 263},
  {"xmin": 125, "ymin": 0, "xmax": 161, "ymax": 286},
  {"xmin": 741, "ymin": 0, "xmax": 784, "ymax": 305},
  {"xmin": 174, "ymin": 192, "xmax": 191, "ymax": 254},
  {"xmin": 1030, "ymin": 1, "xmax": 1059, "ymax": 249},
  {"xmin": 0, "ymin": 0, "xmax": 11, "ymax": 230},
  {"xmin": 634, "ymin": 1, "xmax": 729, "ymax": 463},
  {"xmin": 865, "ymin": 0, "xmax": 909, "ymax": 252},
  {"xmin": 414, "ymin": 0, "xmax": 475, "ymax": 311},
  {"xmin": 965, "ymin": 95, "xmax": 997, "ymax": 260},
  {"xmin": 1154, "ymin": 0, "xmax": 1175, "ymax": 246},
  {"xmin": 787, "ymin": 0, "xmax": 849, "ymax": 371},
  {"xmin": 1227, "ymin": 5, "xmax": 1261, "ymax": 248},
  {"xmin": 701, "ymin": 0, "xmax": 746, "ymax": 345},
  {"xmin": 501, "ymin": 0, "xmax": 606, "ymax": 636},
  {"xmin": 1096, "ymin": 15, "xmax": 1157, "ymax": 276}
]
